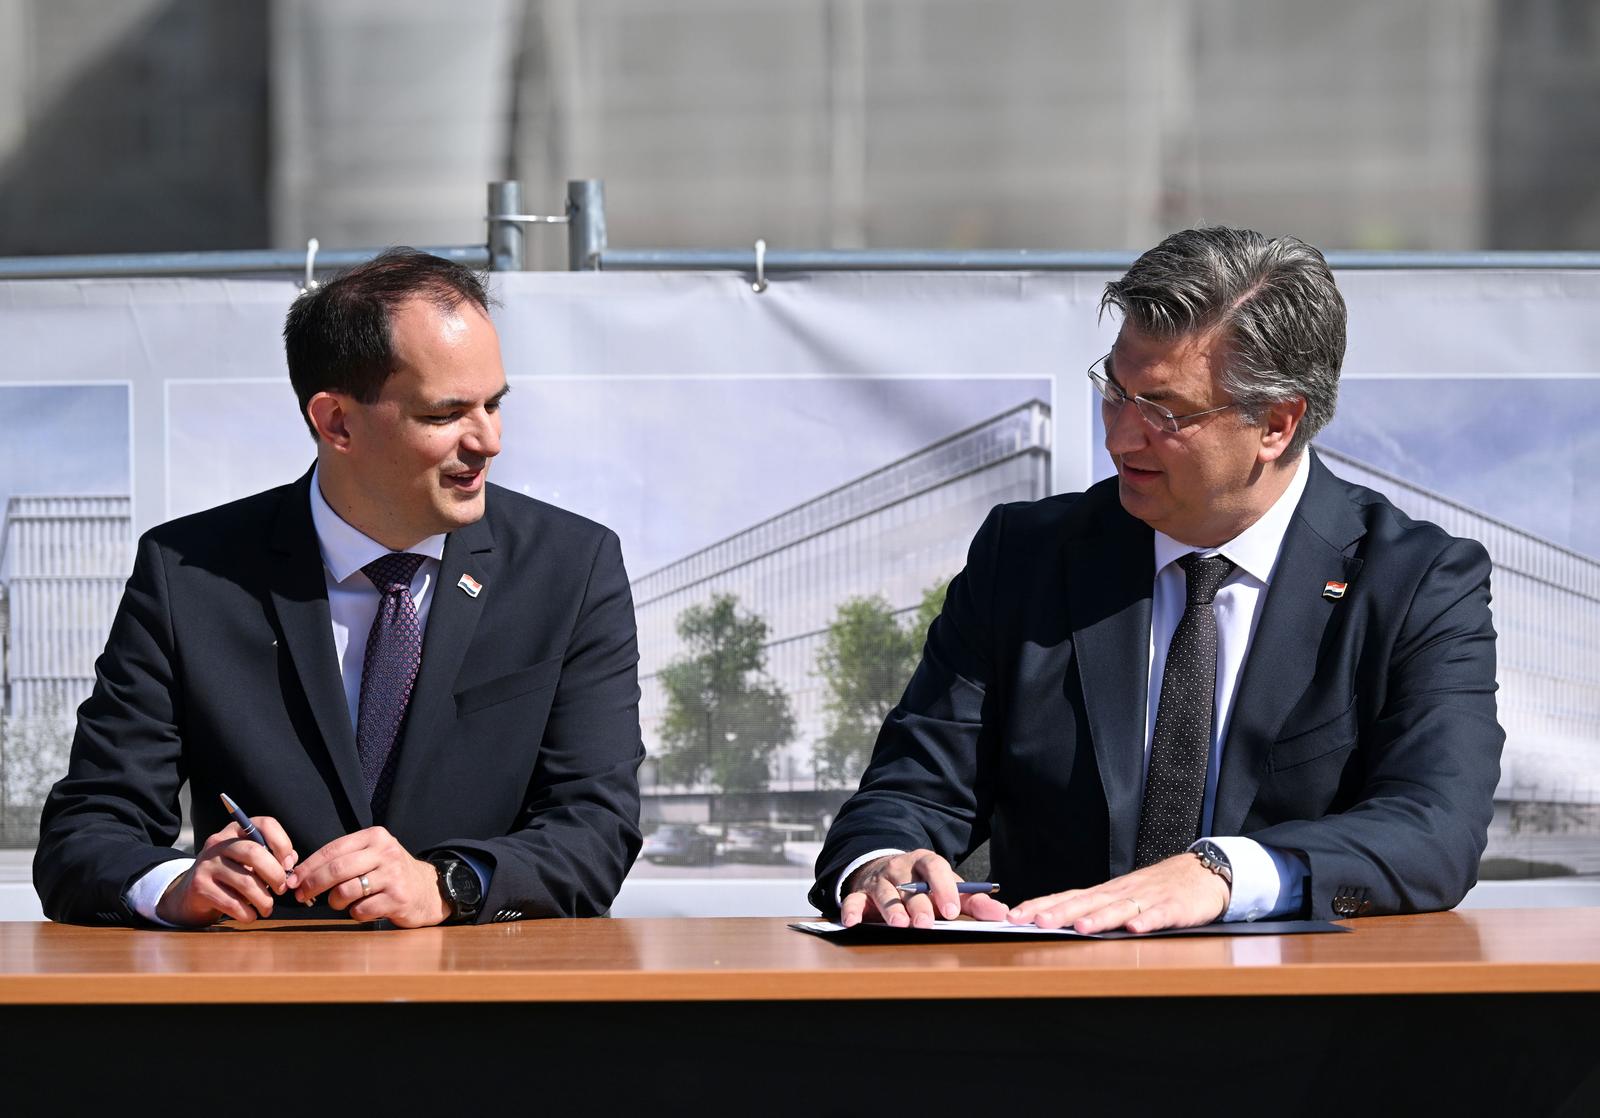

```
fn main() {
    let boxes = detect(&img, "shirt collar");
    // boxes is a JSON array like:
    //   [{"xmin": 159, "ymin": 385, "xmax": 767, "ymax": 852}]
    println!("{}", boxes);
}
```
[
  {"xmin": 309, "ymin": 464, "xmax": 447, "ymax": 584},
  {"xmin": 1152, "ymin": 452, "xmax": 1311, "ymax": 586}
]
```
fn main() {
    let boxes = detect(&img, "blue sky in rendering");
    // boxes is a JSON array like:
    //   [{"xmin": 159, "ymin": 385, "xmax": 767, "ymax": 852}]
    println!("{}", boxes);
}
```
[
  {"xmin": 1321, "ymin": 379, "xmax": 1600, "ymax": 558},
  {"xmin": 166, "ymin": 377, "xmax": 1053, "ymax": 575},
  {"xmin": 498, "ymin": 377, "xmax": 1052, "ymax": 575},
  {"xmin": 0, "ymin": 384, "xmax": 131, "ymax": 577}
]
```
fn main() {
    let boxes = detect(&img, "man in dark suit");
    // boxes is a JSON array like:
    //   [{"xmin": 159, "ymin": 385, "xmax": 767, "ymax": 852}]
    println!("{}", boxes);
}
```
[
  {"xmin": 35, "ymin": 249, "xmax": 644, "ymax": 928},
  {"xmin": 813, "ymin": 227, "xmax": 1504, "ymax": 932}
]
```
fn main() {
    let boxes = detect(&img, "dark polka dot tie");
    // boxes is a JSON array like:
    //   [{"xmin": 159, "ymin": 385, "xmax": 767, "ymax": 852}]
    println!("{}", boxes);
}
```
[
  {"xmin": 1134, "ymin": 552, "xmax": 1235, "ymax": 869},
  {"xmin": 357, "ymin": 552, "xmax": 426, "ymax": 821}
]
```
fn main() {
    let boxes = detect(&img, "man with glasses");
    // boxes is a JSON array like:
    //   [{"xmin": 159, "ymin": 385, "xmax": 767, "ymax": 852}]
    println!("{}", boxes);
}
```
[{"xmin": 811, "ymin": 226, "xmax": 1504, "ymax": 932}]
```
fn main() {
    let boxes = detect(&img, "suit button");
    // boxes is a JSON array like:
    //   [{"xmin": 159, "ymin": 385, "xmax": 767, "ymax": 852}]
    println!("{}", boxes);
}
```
[{"xmin": 1332, "ymin": 886, "xmax": 1371, "ymax": 917}]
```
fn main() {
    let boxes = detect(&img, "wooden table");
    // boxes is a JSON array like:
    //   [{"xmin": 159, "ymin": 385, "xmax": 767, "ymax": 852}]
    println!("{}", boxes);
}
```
[{"xmin": 4, "ymin": 910, "xmax": 1597, "ymax": 1114}]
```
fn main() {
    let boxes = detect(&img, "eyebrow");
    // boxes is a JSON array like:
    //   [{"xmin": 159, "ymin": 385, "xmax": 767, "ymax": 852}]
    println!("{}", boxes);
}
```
[
  {"xmin": 1105, "ymin": 355, "xmax": 1187, "ymax": 408},
  {"xmin": 424, "ymin": 384, "xmax": 511, "ymax": 411}
]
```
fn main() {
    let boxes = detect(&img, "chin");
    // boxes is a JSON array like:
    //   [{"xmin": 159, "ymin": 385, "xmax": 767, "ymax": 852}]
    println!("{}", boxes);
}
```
[
  {"xmin": 1116, "ymin": 480, "xmax": 1157, "ymax": 518},
  {"xmin": 437, "ymin": 493, "xmax": 487, "ymax": 529}
]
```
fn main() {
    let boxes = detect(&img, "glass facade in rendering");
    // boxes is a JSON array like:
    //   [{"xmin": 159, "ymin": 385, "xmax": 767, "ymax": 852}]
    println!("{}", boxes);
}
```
[{"xmin": 633, "ymin": 402, "xmax": 1052, "ymax": 800}]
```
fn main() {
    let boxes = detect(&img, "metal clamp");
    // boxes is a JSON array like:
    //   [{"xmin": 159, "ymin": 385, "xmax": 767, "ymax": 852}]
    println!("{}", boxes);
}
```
[
  {"xmin": 751, "ymin": 239, "xmax": 768, "ymax": 293},
  {"xmin": 488, "ymin": 212, "xmax": 571, "ymax": 225},
  {"xmin": 300, "ymin": 238, "xmax": 321, "ymax": 294}
]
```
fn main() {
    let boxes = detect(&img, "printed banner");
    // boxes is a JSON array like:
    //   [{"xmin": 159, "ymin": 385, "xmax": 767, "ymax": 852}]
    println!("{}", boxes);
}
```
[{"xmin": 1, "ymin": 268, "xmax": 1597, "ymax": 896}]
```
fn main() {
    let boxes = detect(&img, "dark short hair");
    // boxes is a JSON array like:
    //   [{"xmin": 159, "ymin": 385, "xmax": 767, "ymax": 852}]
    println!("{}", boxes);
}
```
[
  {"xmin": 283, "ymin": 247, "xmax": 493, "ymax": 438},
  {"xmin": 1101, "ymin": 227, "xmax": 1346, "ymax": 456}
]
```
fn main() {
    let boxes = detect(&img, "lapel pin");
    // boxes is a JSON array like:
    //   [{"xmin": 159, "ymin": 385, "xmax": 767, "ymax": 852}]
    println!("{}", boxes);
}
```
[
  {"xmin": 1322, "ymin": 580, "xmax": 1348, "ymax": 601},
  {"xmin": 457, "ymin": 573, "xmax": 483, "ymax": 598}
]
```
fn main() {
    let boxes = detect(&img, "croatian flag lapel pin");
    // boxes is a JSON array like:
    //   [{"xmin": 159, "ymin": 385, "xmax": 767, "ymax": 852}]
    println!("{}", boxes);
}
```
[
  {"xmin": 1322, "ymin": 580, "xmax": 1348, "ymax": 601},
  {"xmin": 457, "ymin": 573, "xmax": 483, "ymax": 598}
]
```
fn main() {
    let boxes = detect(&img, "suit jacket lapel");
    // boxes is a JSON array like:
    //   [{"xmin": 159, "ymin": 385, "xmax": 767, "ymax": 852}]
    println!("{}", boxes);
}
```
[
  {"xmin": 382, "ymin": 509, "xmax": 499, "ymax": 829},
  {"xmin": 1068, "ymin": 498, "xmax": 1155, "ymax": 878},
  {"xmin": 267, "ymin": 468, "xmax": 371, "ymax": 828},
  {"xmin": 1212, "ymin": 452, "xmax": 1365, "ymax": 836}
]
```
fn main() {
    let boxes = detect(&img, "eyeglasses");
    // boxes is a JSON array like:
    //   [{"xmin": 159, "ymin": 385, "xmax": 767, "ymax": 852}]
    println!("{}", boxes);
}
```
[{"xmin": 1087, "ymin": 353, "xmax": 1236, "ymax": 434}]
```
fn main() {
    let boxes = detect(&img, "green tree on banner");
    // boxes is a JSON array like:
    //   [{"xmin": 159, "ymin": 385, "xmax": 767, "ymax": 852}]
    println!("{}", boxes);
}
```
[
  {"xmin": 658, "ymin": 593, "xmax": 794, "ymax": 793},
  {"xmin": 813, "ymin": 579, "xmax": 949, "ymax": 789}
]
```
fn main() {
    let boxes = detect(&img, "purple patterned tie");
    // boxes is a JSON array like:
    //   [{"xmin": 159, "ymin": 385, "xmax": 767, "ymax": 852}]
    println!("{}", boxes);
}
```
[{"xmin": 357, "ymin": 552, "xmax": 427, "ymax": 819}]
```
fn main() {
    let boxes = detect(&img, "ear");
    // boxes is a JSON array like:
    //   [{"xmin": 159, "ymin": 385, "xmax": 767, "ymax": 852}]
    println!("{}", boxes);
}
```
[
  {"xmin": 306, "ymin": 392, "xmax": 354, "ymax": 451},
  {"xmin": 1258, "ymin": 396, "xmax": 1307, "ymax": 465}
]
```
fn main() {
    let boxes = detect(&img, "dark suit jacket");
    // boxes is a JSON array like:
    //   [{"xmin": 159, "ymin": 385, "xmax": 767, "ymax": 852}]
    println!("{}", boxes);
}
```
[
  {"xmin": 811, "ymin": 452, "xmax": 1504, "ymax": 920},
  {"xmin": 35, "ymin": 469, "xmax": 645, "ymax": 925}
]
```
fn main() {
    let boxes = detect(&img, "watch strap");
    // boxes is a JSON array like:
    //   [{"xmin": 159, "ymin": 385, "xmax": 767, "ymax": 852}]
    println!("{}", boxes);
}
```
[{"xmin": 1189, "ymin": 840, "xmax": 1234, "ymax": 888}]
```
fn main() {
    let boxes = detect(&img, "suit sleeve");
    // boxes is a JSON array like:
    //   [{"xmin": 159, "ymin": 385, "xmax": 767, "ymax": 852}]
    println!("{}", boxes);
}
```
[
  {"xmin": 1245, "ymin": 536, "xmax": 1504, "ymax": 918},
  {"xmin": 807, "ymin": 505, "xmax": 1005, "ymax": 916},
  {"xmin": 33, "ymin": 533, "xmax": 193, "ymax": 925},
  {"xmin": 431, "ymin": 528, "xmax": 645, "ymax": 920}
]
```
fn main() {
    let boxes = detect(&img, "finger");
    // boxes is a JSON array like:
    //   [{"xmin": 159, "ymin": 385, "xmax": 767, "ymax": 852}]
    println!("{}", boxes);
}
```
[
  {"xmin": 961, "ymin": 892, "xmax": 1009, "ymax": 921},
  {"xmin": 1008, "ymin": 889, "xmax": 1077, "ymax": 924},
  {"xmin": 200, "ymin": 821, "xmax": 247, "ymax": 851},
  {"xmin": 910, "ymin": 853, "xmax": 962, "ymax": 920},
  {"xmin": 205, "ymin": 881, "xmax": 257, "ymax": 923},
  {"xmin": 902, "ymin": 892, "xmax": 938, "ymax": 929},
  {"xmin": 215, "ymin": 837, "xmax": 290, "ymax": 895},
  {"xmin": 1032, "ymin": 891, "xmax": 1116, "ymax": 930},
  {"xmin": 326, "ymin": 874, "xmax": 366, "ymax": 913},
  {"xmin": 345, "ymin": 894, "xmax": 391, "ymax": 924},
  {"xmin": 294, "ymin": 846, "xmax": 383, "ymax": 904},
  {"xmin": 839, "ymin": 892, "xmax": 868, "ymax": 928},
  {"xmin": 1124, "ymin": 901, "xmax": 1167, "ymax": 935},
  {"xmin": 290, "ymin": 827, "xmax": 383, "ymax": 885},
  {"xmin": 199, "ymin": 867, "xmax": 271, "ymax": 922},
  {"xmin": 1072, "ymin": 896, "xmax": 1142, "ymax": 934},
  {"xmin": 866, "ymin": 876, "xmax": 910, "ymax": 928},
  {"xmin": 251, "ymin": 816, "xmax": 298, "ymax": 875},
  {"xmin": 220, "ymin": 858, "xmax": 281, "ymax": 917},
  {"xmin": 325, "ymin": 864, "xmax": 393, "ymax": 913}
]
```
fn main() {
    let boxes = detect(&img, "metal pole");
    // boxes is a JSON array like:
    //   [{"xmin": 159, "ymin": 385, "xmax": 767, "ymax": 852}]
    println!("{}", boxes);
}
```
[
  {"xmin": 567, "ymin": 179, "xmax": 607, "ymax": 271},
  {"xmin": 487, "ymin": 181, "xmax": 525, "ymax": 272}
]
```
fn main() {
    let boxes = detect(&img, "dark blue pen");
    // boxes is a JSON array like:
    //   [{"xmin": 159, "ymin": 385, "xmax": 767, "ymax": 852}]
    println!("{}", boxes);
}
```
[
  {"xmin": 896, "ymin": 881, "xmax": 1000, "ymax": 896},
  {"xmin": 219, "ymin": 792, "xmax": 270, "ymax": 850}
]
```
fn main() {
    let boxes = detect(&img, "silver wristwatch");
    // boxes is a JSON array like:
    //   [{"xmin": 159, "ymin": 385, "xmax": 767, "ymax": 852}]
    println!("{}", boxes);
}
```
[{"xmin": 1189, "ymin": 839, "xmax": 1233, "ymax": 889}]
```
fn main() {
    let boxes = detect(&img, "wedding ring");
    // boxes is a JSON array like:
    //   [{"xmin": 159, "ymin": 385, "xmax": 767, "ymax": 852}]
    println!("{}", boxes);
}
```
[
  {"xmin": 1129, "ymin": 897, "xmax": 1142, "ymax": 915},
  {"xmin": 359, "ymin": 874, "xmax": 372, "ymax": 898}
]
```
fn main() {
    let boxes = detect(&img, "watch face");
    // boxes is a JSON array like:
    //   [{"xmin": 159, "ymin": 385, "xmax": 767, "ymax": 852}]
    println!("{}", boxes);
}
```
[{"xmin": 443, "ymin": 860, "xmax": 483, "ymax": 907}]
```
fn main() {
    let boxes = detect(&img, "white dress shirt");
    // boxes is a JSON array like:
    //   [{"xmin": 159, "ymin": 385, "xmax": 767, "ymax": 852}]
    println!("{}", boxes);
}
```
[
  {"xmin": 838, "ymin": 455, "xmax": 1312, "ymax": 921},
  {"xmin": 125, "ymin": 468, "xmax": 450, "ymax": 923},
  {"xmin": 1145, "ymin": 453, "xmax": 1311, "ymax": 921}
]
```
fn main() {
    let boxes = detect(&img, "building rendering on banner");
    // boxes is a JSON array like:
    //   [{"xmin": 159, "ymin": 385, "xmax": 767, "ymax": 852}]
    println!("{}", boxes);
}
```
[
  {"xmin": 1315, "ymin": 447, "xmax": 1600, "ymax": 811},
  {"xmin": 632, "ymin": 401, "xmax": 1052, "ymax": 814},
  {"xmin": 0, "ymin": 496, "xmax": 132, "ymax": 822}
]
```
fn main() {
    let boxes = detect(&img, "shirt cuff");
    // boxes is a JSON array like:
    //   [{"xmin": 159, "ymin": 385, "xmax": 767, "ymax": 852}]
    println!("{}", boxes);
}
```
[
  {"xmin": 124, "ymin": 857, "xmax": 196, "ymax": 927},
  {"xmin": 834, "ymin": 848, "xmax": 906, "ymax": 907},
  {"xmin": 1205, "ymin": 836, "xmax": 1307, "ymax": 922}
]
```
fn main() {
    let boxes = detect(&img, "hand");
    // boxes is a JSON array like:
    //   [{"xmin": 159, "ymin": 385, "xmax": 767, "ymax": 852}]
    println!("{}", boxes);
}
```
[
  {"xmin": 1006, "ymin": 853, "xmax": 1230, "ymax": 934},
  {"xmin": 839, "ymin": 849, "xmax": 1008, "ymax": 929},
  {"xmin": 156, "ymin": 816, "xmax": 297, "ymax": 927},
  {"xmin": 288, "ymin": 826, "xmax": 450, "ymax": 928}
]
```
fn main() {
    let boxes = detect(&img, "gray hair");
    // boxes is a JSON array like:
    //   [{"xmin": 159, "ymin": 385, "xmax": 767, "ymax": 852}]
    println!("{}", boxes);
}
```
[{"xmin": 1100, "ymin": 227, "xmax": 1346, "ymax": 456}]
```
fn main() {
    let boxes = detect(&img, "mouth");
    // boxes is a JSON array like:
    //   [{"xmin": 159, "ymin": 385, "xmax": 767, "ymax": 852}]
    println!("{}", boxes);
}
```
[
  {"xmin": 442, "ymin": 466, "xmax": 486, "ymax": 494},
  {"xmin": 1118, "ymin": 460, "xmax": 1162, "ymax": 485}
]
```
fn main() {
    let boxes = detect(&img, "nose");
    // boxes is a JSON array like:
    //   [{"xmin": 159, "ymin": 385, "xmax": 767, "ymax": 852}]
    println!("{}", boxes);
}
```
[
  {"xmin": 462, "ymin": 407, "xmax": 502, "ymax": 461},
  {"xmin": 1102, "ymin": 397, "xmax": 1148, "ymax": 456}
]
